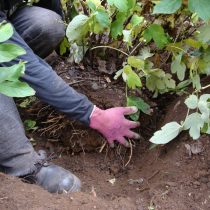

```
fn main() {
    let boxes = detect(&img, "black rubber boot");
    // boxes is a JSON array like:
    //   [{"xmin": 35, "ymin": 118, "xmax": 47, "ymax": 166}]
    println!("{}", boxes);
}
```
[{"xmin": 24, "ymin": 162, "xmax": 81, "ymax": 194}]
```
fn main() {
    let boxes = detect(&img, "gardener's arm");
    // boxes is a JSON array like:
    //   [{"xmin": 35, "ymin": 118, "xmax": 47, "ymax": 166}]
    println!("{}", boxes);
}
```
[
  {"xmin": 3, "ymin": 22, "xmax": 140, "ymax": 147},
  {"xmin": 4, "ymin": 28, "xmax": 94, "ymax": 125}
]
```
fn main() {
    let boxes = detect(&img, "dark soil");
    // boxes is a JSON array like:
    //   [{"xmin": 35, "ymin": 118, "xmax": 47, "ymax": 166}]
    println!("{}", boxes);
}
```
[{"xmin": 1, "ymin": 54, "xmax": 210, "ymax": 210}]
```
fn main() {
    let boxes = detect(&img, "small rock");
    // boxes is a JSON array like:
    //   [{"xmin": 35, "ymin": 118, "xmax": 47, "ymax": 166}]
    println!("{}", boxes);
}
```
[
  {"xmin": 91, "ymin": 82, "xmax": 100, "ymax": 91},
  {"xmin": 200, "ymin": 177, "xmax": 209, "ymax": 184},
  {"xmin": 165, "ymin": 181, "xmax": 177, "ymax": 187},
  {"xmin": 193, "ymin": 181, "xmax": 201, "ymax": 186},
  {"xmin": 128, "ymin": 178, "xmax": 144, "ymax": 185},
  {"xmin": 193, "ymin": 193, "xmax": 203, "ymax": 201}
]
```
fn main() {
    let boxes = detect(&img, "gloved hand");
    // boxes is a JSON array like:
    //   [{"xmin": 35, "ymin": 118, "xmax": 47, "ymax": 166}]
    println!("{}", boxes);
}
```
[{"xmin": 89, "ymin": 106, "xmax": 140, "ymax": 147}]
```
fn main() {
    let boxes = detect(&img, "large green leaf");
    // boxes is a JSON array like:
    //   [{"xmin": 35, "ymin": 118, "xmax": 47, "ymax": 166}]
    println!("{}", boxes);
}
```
[
  {"xmin": 123, "ymin": 65, "xmax": 142, "ymax": 89},
  {"xmin": 0, "ymin": 63, "xmax": 35, "ymax": 97},
  {"xmin": 128, "ymin": 56, "xmax": 144, "ymax": 69},
  {"xmin": 66, "ymin": 14, "xmax": 90, "ymax": 43},
  {"xmin": 127, "ymin": 96, "xmax": 150, "ymax": 121},
  {"xmin": 144, "ymin": 24, "xmax": 169, "ymax": 49},
  {"xmin": 127, "ymin": 96, "xmax": 150, "ymax": 114},
  {"xmin": 107, "ymin": 0, "xmax": 128, "ymax": 12},
  {"xmin": 111, "ymin": 12, "xmax": 127, "ymax": 39},
  {"xmin": 0, "ymin": 22, "xmax": 13, "ymax": 42},
  {"xmin": 150, "ymin": 122, "xmax": 182, "ymax": 144},
  {"xmin": 198, "ymin": 94, "xmax": 210, "ymax": 122},
  {"xmin": 130, "ymin": 14, "xmax": 144, "ymax": 27},
  {"xmin": 95, "ymin": 8, "xmax": 110, "ymax": 29},
  {"xmin": 86, "ymin": 0, "xmax": 101, "ymax": 11},
  {"xmin": 0, "ymin": 43, "xmax": 26, "ymax": 62},
  {"xmin": 184, "ymin": 112, "xmax": 204, "ymax": 139},
  {"xmin": 0, "ymin": 63, "xmax": 24, "ymax": 83},
  {"xmin": 197, "ymin": 24, "xmax": 210, "ymax": 43},
  {"xmin": 188, "ymin": 0, "xmax": 210, "ymax": 21},
  {"xmin": 153, "ymin": 0, "xmax": 182, "ymax": 14},
  {"xmin": 0, "ymin": 81, "xmax": 35, "ymax": 97},
  {"xmin": 198, "ymin": 49, "xmax": 210, "ymax": 75},
  {"xmin": 171, "ymin": 53, "xmax": 186, "ymax": 81},
  {"xmin": 184, "ymin": 94, "xmax": 198, "ymax": 109}
]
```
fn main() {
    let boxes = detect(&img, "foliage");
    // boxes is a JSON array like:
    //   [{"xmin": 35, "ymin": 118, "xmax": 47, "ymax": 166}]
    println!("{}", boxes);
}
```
[
  {"xmin": 24, "ymin": 119, "xmax": 38, "ymax": 131},
  {"xmin": 150, "ymin": 93, "xmax": 210, "ymax": 144},
  {"xmin": 63, "ymin": 0, "xmax": 210, "ymax": 143},
  {"xmin": 0, "ymin": 21, "xmax": 35, "ymax": 97}
]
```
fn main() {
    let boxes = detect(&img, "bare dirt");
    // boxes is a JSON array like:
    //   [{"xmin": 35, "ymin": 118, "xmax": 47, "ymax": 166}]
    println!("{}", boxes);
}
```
[{"xmin": 0, "ymin": 54, "xmax": 210, "ymax": 210}]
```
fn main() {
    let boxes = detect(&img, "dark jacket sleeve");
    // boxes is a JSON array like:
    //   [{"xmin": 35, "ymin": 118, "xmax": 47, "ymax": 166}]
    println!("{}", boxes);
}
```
[
  {"xmin": 22, "ymin": 56, "xmax": 94, "ymax": 126},
  {"xmin": 0, "ymin": 13, "xmax": 94, "ymax": 125}
]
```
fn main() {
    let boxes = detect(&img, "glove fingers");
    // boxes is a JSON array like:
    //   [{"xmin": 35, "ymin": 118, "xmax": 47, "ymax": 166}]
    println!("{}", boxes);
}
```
[
  {"xmin": 107, "ymin": 139, "xmax": 115, "ymax": 148},
  {"xmin": 117, "ymin": 137, "xmax": 130, "ymax": 147},
  {"xmin": 124, "ymin": 120, "xmax": 140, "ymax": 129},
  {"xmin": 121, "ymin": 106, "xmax": 138, "ymax": 115},
  {"xmin": 126, "ymin": 131, "xmax": 140, "ymax": 139}
]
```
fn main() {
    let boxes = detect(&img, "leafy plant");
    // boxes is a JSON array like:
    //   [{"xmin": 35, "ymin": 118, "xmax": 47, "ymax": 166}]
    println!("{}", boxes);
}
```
[
  {"xmin": 150, "ymin": 93, "xmax": 210, "ymax": 144},
  {"xmin": 0, "ymin": 21, "xmax": 35, "ymax": 97},
  {"xmin": 64, "ymin": 0, "xmax": 210, "ymax": 142},
  {"xmin": 24, "ymin": 119, "xmax": 38, "ymax": 131}
]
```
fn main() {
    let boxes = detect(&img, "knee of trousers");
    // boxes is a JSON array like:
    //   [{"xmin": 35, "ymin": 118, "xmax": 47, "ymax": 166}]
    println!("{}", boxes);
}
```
[{"xmin": 11, "ymin": 6, "xmax": 65, "ymax": 54}]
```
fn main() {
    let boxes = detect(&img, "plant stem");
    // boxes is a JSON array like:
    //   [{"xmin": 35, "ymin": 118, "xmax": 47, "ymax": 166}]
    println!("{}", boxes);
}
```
[
  {"xmin": 91, "ymin": 46, "xmax": 129, "ymax": 56},
  {"xmin": 194, "ymin": 84, "xmax": 210, "ymax": 93},
  {"xmin": 129, "ymin": 42, "xmax": 143, "ymax": 56},
  {"xmin": 201, "ymin": 84, "xmax": 210, "ymax": 91}
]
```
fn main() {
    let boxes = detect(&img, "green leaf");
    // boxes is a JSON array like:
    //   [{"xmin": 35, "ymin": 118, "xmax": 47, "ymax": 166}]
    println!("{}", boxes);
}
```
[
  {"xmin": 130, "ymin": 14, "xmax": 144, "ymax": 27},
  {"xmin": 184, "ymin": 94, "xmax": 198, "ymax": 109},
  {"xmin": 66, "ymin": 14, "xmax": 90, "ymax": 43},
  {"xmin": 138, "ymin": 47, "xmax": 154, "ymax": 60},
  {"xmin": 111, "ymin": 12, "xmax": 127, "ymax": 39},
  {"xmin": 87, "ymin": 0, "xmax": 101, "ymax": 11},
  {"xmin": 127, "ymin": 96, "xmax": 150, "ymax": 121},
  {"xmin": 93, "ymin": 8, "xmax": 110, "ymax": 33},
  {"xmin": 171, "ymin": 53, "xmax": 186, "ymax": 81},
  {"xmin": 127, "ymin": 96, "xmax": 151, "ymax": 114},
  {"xmin": 188, "ymin": 0, "xmax": 210, "ymax": 21},
  {"xmin": 123, "ymin": 30, "xmax": 132, "ymax": 46},
  {"xmin": 184, "ymin": 38, "xmax": 202, "ymax": 49},
  {"xmin": 127, "ymin": 0, "xmax": 137, "ymax": 11},
  {"xmin": 144, "ymin": 24, "xmax": 169, "ymax": 49},
  {"xmin": 176, "ymin": 79, "xmax": 191, "ymax": 90},
  {"xmin": 59, "ymin": 37, "xmax": 70, "ymax": 56},
  {"xmin": 127, "ymin": 56, "xmax": 144, "ymax": 69},
  {"xmin": 107, "ymin": 0, "xmax": 128, "ymax": 12},
  {"xmin": 0, "ymin": 81, "xmax": 35, "ymax": 97},
  {"xmin": 153, "ymin": 0, "xmax": 182, "ymax": 14},
  {"xmin": 24, "ymin": 119, "xmax": 37, "ymax": 131},
  {"xmin": 0, "ymin": 63, "xmax": 25, "ymax": 83},
  {"xmin": 184, "ymin": 112, "xmax": 204, "ymax": 139},
  {"xmin": 198, "ymin": 49, "xmax": 210, "ymax": 75},
  {"xmin": 0, "ymin": 43, "xmax": 26, "ymax": 62},
  {"xmin": 164, "ymin": 73, "xmax": 176, "ymax": 89},
  {"xmin": 69, "ymin": 43, "xmax": 88, "ymax": 63},
  {"xmin": 19, "ymin": 96, "xmax": 36, "ymax": 108},
  {"xmin": 201, "ymin": 122, "xmax": 209, "ymax": 133},
  {"xmin": 0, "ymin": 22, "xmax": 13, "ymax": 42},
  {"xmin": 123, "ymin": 65, "xmax": 142, "ymax": 89},
  {"xmin": 150, "ymin": 122, "xmax": 182, "ymax": 144},
  {"xmin": 192, "ymin": 74, "xmax": 201, "ymax": 90},
  {"xmin": 197, "ymin": 24, "xmax": 210, "ymax": 43},
  {"xmin": 198, "ymin": 94, "xmax": 210, "ymax": 122}
]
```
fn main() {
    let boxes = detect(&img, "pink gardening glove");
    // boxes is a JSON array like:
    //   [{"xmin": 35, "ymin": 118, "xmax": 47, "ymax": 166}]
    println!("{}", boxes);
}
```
[{"xmin": 89, "ymin": 106, "xmax": 140, "ymax": 147}]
